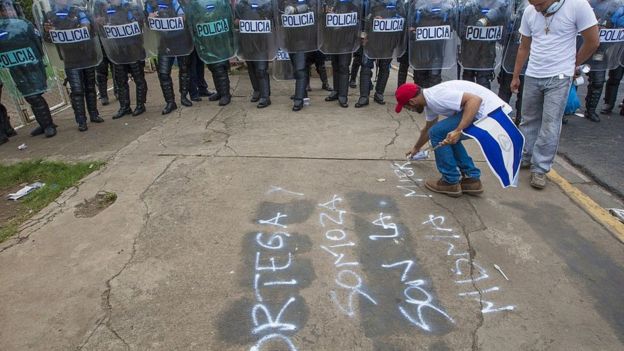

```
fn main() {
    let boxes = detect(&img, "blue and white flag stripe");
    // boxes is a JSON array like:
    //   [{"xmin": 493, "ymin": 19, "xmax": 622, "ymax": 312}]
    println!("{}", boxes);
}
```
[{"xmin": 462, "ymin": 107, "xmax": 525, "ymax": 188}]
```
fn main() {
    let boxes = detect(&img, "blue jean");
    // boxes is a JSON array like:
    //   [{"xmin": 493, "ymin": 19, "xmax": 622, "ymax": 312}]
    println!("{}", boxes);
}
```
[
  {"xmin": 429, "ymin": 113, "xmax": 481, "ymax": 184},
  {"xmin": 520, "ymin": 75, "xmax": 571, "ymax": 174}
]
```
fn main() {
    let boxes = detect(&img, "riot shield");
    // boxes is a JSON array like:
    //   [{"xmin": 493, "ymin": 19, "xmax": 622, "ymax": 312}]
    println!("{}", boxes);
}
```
[
  {"xmin": 501, "ymin": 0, "xmax": 528, "ymax": 74},
  {"xmin": 32, "ymin": 0, "xmax": 102, "ymax": 70},
  {"xmin": 0, "ymin": 0, "xmax": 48, "ymax": 97},
  {"xmin": 408, "ymin": 0, "xmax": 458, "ymax": 70},
  {"xmin": 234, "ymin": 0, "xmax": 277, "ymax": 61},
  {"xmin": 458, "ymin": 0, "xmax": 511, "ymax": 71},
  {"xmin": 584, "ymin": 0, "xmax": 624, "ymax": 71},
  {"xmin": 272, "ymin": 49, "xmax": 295, "ymax": 79},
  {"xmin": 89, "ymin": 0, "xmax": 147, "ymax": 64},
  {"xmin": 318, "ymin": 0, "xmax": 361, "ymax": 54},
  {"xmin": 274, "ymin": 0, "xmax": 320, "ymax": 53},
  {"xmin": 186, "ymin": 0, "xmax": 237, "ymax": 64},
  {"xmin": 362, "ymin": 0, "xmax": 407, "ymax": 59},
  {"xmin": 143, "ymin": 0, "xmax": 194, "ymax": 57}
]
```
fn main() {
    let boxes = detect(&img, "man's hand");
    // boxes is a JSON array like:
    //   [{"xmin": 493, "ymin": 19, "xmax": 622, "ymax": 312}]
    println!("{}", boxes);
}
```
[
  {"xmin": 510, "ymin": 76, "xmax": 521, "ymax": 94},
  {"xmin": 405, "ymin": 144, "xmax": 420, "ymax": 158},
  {"xmin": 442, "ymin": 130, "xmax": 462, "ymax": 145}
]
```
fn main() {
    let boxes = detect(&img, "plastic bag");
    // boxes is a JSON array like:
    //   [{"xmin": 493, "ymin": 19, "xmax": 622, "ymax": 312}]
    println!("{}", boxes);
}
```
[{"xmin": 565, "ymin": 85, "xmax": 580, "ymax": 115}]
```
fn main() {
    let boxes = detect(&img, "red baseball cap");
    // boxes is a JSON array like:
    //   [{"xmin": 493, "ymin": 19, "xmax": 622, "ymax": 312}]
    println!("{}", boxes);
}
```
[{"xmin": 395, "ymin": 83, "xmax": 421, "ymax": 113}]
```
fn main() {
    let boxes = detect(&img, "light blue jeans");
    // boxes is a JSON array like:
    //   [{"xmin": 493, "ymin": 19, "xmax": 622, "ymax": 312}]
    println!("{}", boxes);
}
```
[
  {"xmin": 520, "ymin": 75, "xmax": 572, "ymax": 174},
  {"xmin": 429, "ymin": 113, "xmax": 481, "ymax": 184}
]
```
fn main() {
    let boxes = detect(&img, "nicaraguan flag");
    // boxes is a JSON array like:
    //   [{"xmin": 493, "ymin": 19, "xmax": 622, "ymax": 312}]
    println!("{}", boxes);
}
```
[{"xmin": 462, "ymin": 106, "xmax": 525, "ymax": 188}]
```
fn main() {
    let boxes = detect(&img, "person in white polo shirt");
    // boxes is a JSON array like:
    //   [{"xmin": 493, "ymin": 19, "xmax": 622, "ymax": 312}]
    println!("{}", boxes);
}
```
[
  {"xmin": 398, "ymin": 80, "xmax": 513, "ymax": 197},
  {"xmin": 511, "ymin": 0, "xmax": 599, "ymax": 189}
]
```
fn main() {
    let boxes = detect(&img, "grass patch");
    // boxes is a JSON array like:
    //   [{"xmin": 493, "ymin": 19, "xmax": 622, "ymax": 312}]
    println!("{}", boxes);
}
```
[{"xmin": 0, "ymin": 160, "xmax": 104, "ymax": 243}]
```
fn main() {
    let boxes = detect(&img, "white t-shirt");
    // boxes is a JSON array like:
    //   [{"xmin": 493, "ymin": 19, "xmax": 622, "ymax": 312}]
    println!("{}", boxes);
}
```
[
  {"xmin": 519, "ymin": 0, "xmax": 597, "ymax": 78},
  {"xmin": 423, "ymin": 80, "xmax": 511, "ymax": 122}
]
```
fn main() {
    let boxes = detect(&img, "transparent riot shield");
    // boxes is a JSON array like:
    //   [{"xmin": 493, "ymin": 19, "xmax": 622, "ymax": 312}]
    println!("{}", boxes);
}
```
[
  {"xmin": 274, "ymin": 0, "xmax": 320, "ymax": 53},
  {"xmin": 0, "ymin": 0, "xmax": 48, "ymax": 97},
  {"xmin": 458, "ymin": 0, "xmax": 511, "ymax": 70},
  {"xmin": 143, "ymin": 0, "xmax": 194, "ymax": 57},
  {"xmin": 362, "ymin": 0, "xmax": 407, "ymax": 59},
  {"xmin": 89, "ymin": 0, "xmax": 147, "ymax": 64},
  {"xmin": 501, "ymin": 0, "xmax": 527, "ymax": 74},
  {"xmin": 585, "ymin": 0, "xmax": 624, "ymax": 71},
  {"xmin": 32, "ymin": 0, "xmax": 102, "ymax": 70},
  {"xmin": 318, "ymin": 0, "xmax": 361, "ymax": 54},
  {"xmin": 186, "ymin": 0, "xmax": 237, "ymax": 64},
  {"xmin": 234, "ymin": 0, "xmax": 277, "ymax": 61},
  {"xmin": 272, "ymin": 48, "xmax": 295, "ymax": 79},
  {"xmin": 409, "ymin": 0, "xmax": 458, "ymax": 70}
]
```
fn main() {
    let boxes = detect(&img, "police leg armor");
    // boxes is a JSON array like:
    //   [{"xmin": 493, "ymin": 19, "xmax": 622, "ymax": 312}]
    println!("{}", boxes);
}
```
[
  {"xmin": 374, "ymin": 59, "xmax": 391, "ymax": 105},
  {"xmin": 429, "ymin": 69, "xmax": 442, "ymax": 86},
  {"xmin": 208, "ymin": 61, "xmax": 231, "ymax": 106},
  {"xmin": 497, "ymin": 69, "xmax": 513, "ymax": 103},
  {"xmin": 337, "ymin": 54, "xmax": 351, "ymax": 108},
  {"xmin": 256, "ymin": 61, "xmax": 271, "ymax": 109},
  {"xmin": 158, "ymin": 56, "xmax": 177, "ymax": 115},
  {"xmin": 178, "ymin": 55, "xmax": 193, "ymax": 107},
  {"xmin": 66, "ymin": 68, "xmax": 89, "ymax": 131},
  {"xmin": 129, "ymin": 61, "xmax": 147, "ymax": 116},
  {"xmin": 355, "ymin": 56, "xmax": 373, "ymax": 108},
  {"xmin": 350, "ymin": 47, "xmax": 362, "ymax": 88},
  {"xmin": 462, "ymin": 69, "xmax": 476, "ymax": 83},
  {"xmin": 476, "ymin": 70, "xmax": 492, "ymax": 89},
  {"xmin": 585, "ymin": 70, "xmax": 605, "ymax": 122},
  {"xmin": 413, "ymin": 70, "xmax": 429, "ymax": 88},
  {"xmin": 25, "ymin": 94, "xmax": 56, "ymax": 138},
  {"xmin": 316, "ymin": 54, "xmax": 330, "ymax": 91},
  {"xmin": 397, "ymin": 52, "xmax": 409, "ymax": 87},
  {"xmin": 84, "ymin": 67, "xmax": 103, "ymax": 123},
  {"xmin": 0, "ymin": 103, "xmax": 13, "ymax": 145},
  {"xmin": 602, "ymin": 66, "xmax": 623, "ymax": 113},
  {"xmin": 291, "ymin": 52, "xmax": 308, "ymax": 112},
  {"xmin": 248, "ymin": 61, "xmax": 261, "ymax": 102},
  {"xmin": 96, "ymin": 55, "xmax": 110, "ymax": 105},
  {"xmin": 326, "ymin": 55, "xmax": 340, "ymax": 102},
  {"xmin": 112, "ymin": 64, "xmax": 132, "ymax": 119}
]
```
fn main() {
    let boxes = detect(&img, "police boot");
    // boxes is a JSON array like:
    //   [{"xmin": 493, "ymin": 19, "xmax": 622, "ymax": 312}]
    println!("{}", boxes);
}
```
[
  {"xmin": 326, "ymin": 60, "xmax": 339, "ymax": 101},
  {"xmin": 0, "ymin": 104, "xmax": 16, "ymax": 137},
  {"xmin": 96, "ymin": 62, "xmax": 110, "ymax": 106},
  {"xmin": 112, "ymin": 80, "xmax": 132, "ymax": 120},
  {"xmin": 374, "ymin": 65, "xmax": 390, "ymax": 105},
  {"xmin": 257, "ymin": 65, "xmax": 271, "ymax": 109},
  {"xmin": 131, "ymin": 63, "xmax": 147, "ymax": 116},
  {"xmin": 98, "ymin": 82, "xmax": 109, "ymax": 106},
  {"xmin": 248, "ymin": 64, "xmax": 260, "ymax": 102},
  {"xmin": 216, "ymin": 70, "xmax": 232, "ymax": 106},
  {"xmin": 355, "ymin": 67, "xmax": 371, "ymax": 108},
  {"xmin": 476, "ymin": 71, "xmax": 492, "ymax": 89},
  {"xmin": 84, "ymin": 69, "xmax": 104, "ymax": 123},
  {"xmin": 584, "ymin": 85, "xmax": 602, "ymax": 122},
  {"xmin": 179, "ymin": 57, "xmax": 193, "ymax": 107},
  {"xmin": 26, "ymin": 95, "xmax": 57, "ymax": 138},
  {"xmin": 318, "ymin": 65, "xmax": 331, "ymax": 91},
  {"xmin": 292, "ymin": 75, "xmax": 306, "ymax": 112},
  {"xmin": 601, "ymin": 82, "xmax": 618, "ymax": 114},
  {"xmin": 161, "ymin": 79, "xmax": 177, "ymax": 115},
  {"xmin": 397, "ymin": 62, "xmax": 408, "ymax": 88}
]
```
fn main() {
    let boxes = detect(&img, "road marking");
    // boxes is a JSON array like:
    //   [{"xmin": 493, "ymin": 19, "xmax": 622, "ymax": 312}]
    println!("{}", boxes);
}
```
[{"xmin": 548, "ymin": 169, "xmax": 624, "ymax": 243}]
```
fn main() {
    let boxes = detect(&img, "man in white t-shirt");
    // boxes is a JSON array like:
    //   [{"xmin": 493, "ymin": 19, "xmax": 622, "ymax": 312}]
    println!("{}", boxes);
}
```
[
  {"xmin": 397, "ymin": 81, "xmax": 512, "ymax": 197},
  {"xmin": 511, "ymin": 0, "xmax": 599, "ymax": 189}
]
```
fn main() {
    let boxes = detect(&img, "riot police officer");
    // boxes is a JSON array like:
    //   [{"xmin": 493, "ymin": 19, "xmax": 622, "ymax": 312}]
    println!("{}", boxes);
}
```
[
  {"xmin": 0, "ymin": 0, "xmax": 57, "ymax": 138},
  {"xmin": 186, "ymin": 0, "xmax": 236, "ymax": 106},
  {"xmin": 583, "ymin": 0, "xmax": 624, "ymax": 122},
  {"xmin": 234, "ymin": 0, "xmax": 276, "ymax": 108},
  {"xmin": 91, "ymin": 0, "xmax": 148, "ymax": 119},
  {"xmin": 145, "ymin": 0, "xmax": 194, "ymax": 115},
  {"xmin": 459, "ymin": 0, "xmax": 510, "ymax": 89},
  {"xmin": 275, "ymin": 0, "xmax": 319, "ymax": 111},
  {"xmin": 95, "ymin": 48, "xmax": 117, "ymax": 105},
  {"xmin": 356, "ymin": 0, "xmax": 406, "ymax": 107},
  {"xmin": 320, "ymin": 0, "xmax": 361, "ymax": 108},
  {"xmin": 409, "ymin": 0, "xmax": 457, "ymax": 88},
  {"xmin": 37, "ymin": 0, "xmax": 104, "ymax": 132}
]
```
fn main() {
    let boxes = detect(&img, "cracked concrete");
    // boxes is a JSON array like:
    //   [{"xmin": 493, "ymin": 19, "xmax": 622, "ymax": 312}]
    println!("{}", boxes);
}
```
[{"xmin": 1, "ymin": 71, "xmax": 623, "ymax": 350}]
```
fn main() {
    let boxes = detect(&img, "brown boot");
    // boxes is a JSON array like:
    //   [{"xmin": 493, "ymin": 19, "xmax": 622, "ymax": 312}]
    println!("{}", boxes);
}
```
[
  {"xmin": 460, "ymin": 178, "xmax": 484, "ymax": 195},
  {"xmin": 425, "ymin": 178, "xmax": 462, "ymax": 197}
]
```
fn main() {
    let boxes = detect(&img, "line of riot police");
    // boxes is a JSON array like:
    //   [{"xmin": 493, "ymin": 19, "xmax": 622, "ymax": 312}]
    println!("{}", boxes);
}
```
[{"xmin": 3, "ymin": 0, "xmax": 624, "ymax": 141}]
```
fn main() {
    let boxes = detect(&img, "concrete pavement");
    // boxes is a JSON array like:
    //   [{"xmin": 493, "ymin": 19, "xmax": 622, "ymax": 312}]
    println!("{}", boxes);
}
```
[{"xmin": 0, "ymin": 72, "xmax": 623, "ymax": 350}]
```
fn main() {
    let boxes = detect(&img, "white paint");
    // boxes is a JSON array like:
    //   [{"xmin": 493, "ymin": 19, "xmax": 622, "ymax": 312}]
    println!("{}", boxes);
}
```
[
  {"xmin": 422, "ymin": 215, "xmax": 453, "ymax": 232},
  {"xmin": 259, "ymin": 212, "xmax": 288, "ymax": 228},
  {"xmin": 370, "ymin": 212, "xmax": 401, "ymax": 240},
  {"xmin": 458, "ymin": 286, "xmax": 499, "ymax": 297},
  {"xmin": 454, "ymin": 259, "xmax": 489, "ymax": 284},
  {"xmin": 252, "ymin": 297, "xmax": 298, "ymax": 334},
  {"xmin": 267, "ymin": 186, "xmax": 304, "ymax": 196},
  {"xmin": 250, "ymin": 333, "xmax": 298, "ymax": 351},
  {"xmin": 320, "ymin": 246, "xmax": 359, "ymax": 267},
  {"xmin": 481, "ymin": 299, "xmax": 516, "ymax": 314},
  {"xmin": 318, "ymin": 194, "xmax": 343, "ymax": 211},
  {"xmin": 381, "ymin": 260, "xmax": 415, "ymax": 283},
  {"xmin": 256, "ymin": 232, "xmax": 290, "ymax": 250},
  {"xmin": 320, "ymin": 211, "xmax": 346, "ymax": 227},
  {"xmin": 396, "ymin": 185, "xmax": 431, "ymax": 198},
  {"xmin": 255, "ymin": 252, "xmax": 293, "ymax": 271},
  {"xmin": 399, "ymin": 279, "xmax": 454, "ymax": 331},
  {"xmin": 330, "ymin": 269, "xmax": 378, "ymax": 317}
]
